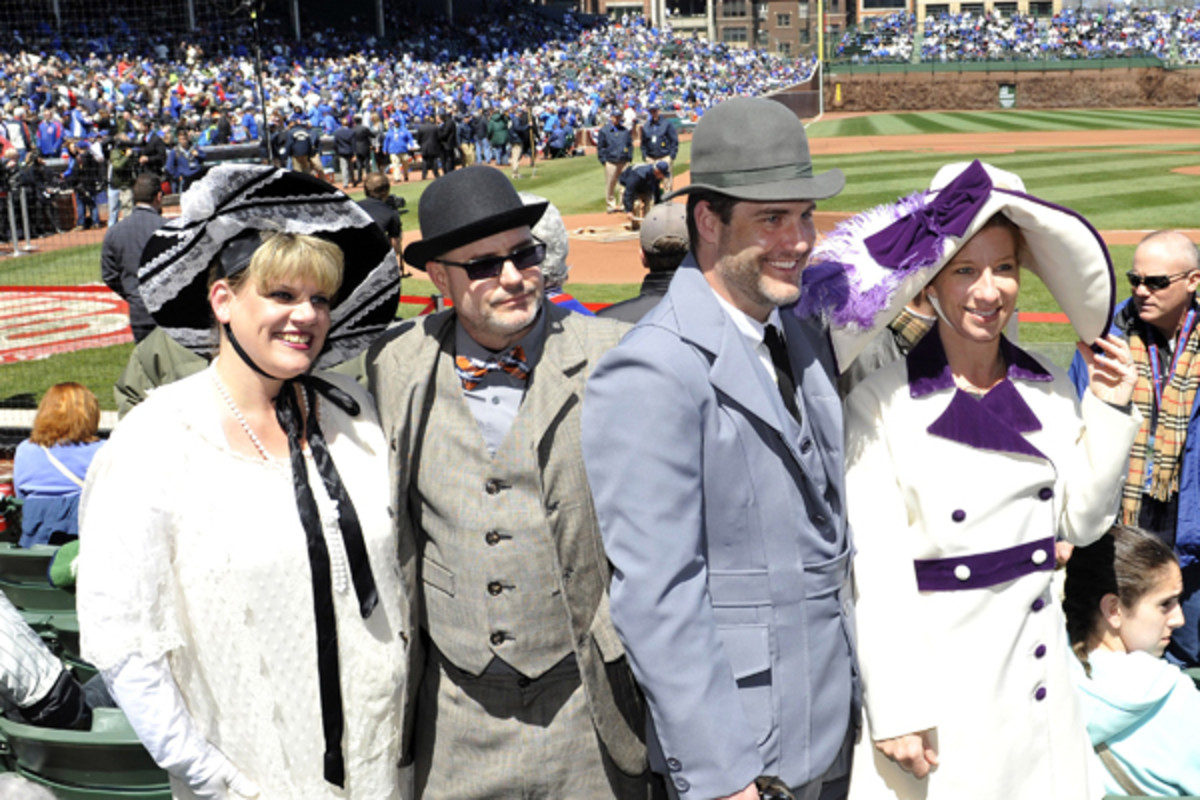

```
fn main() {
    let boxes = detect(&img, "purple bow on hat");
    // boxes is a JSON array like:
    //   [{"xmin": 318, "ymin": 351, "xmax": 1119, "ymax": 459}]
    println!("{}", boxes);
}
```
[{"xmin": 864, "ymin": 159, "xmax": 993, "ymax": 271}]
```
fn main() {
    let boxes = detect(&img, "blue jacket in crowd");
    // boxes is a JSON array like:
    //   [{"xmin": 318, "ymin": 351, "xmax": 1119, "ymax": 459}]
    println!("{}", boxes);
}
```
[
  {"xmin": 640, "ymin": 115, "xmax": 678, "ymax": 160},
  {"xmin": 595, "ymin": 121, "xmax": 632, "ymax": 164}
]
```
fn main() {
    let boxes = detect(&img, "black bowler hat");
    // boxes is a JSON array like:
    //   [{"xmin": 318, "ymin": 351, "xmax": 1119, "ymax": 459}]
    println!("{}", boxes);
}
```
[{"xmin": 403, "ymin": 167, "xmax": 548, "ymax": 270}]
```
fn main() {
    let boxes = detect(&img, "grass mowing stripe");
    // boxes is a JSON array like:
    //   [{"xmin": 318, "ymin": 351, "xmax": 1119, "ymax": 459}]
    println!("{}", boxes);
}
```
[
  {"xmin": 997, "ymin": 110, "xmax": 1122, "ymax": 130},
  {"xmin": 887, "ymin": 113, "xmax": 965, "ymax": 134},
  {"xmin": 810, "ymin": 108, "xmax": 1200, "ymax": 140},
  {"xmin": 1061, "ymin": 110, "xmax": 1193, "ymax": 128},
  {"xmin": 1098, "ymin": 109, "xmax": 1200, "ymax": 126},
  {"xmin": 940, "ymin": 111, "xmax": 1052, "ymax": 132},
  {"xmin": 1011, "ymin": 109, "xmax": 1163, "ymax": 129},
  {"xmin": 815, "ymin": 116, "xmax": 883, "ymax": 137}
]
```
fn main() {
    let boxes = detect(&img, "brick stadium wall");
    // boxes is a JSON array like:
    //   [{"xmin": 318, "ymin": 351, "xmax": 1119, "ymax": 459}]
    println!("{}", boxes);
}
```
[{"xmin": 825, "ymin": 66, "xmax": 1200, "ymax": 111}]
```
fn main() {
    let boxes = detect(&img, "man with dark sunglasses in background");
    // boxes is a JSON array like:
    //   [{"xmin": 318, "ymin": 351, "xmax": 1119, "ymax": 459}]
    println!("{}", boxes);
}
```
[
  {"xmin": 1070, "ymin": 229, "xmax": 1200, "ymax": 668},
  {"xmin": 366, "ymin": 166, "xmax": 663, "ymax": 799}
]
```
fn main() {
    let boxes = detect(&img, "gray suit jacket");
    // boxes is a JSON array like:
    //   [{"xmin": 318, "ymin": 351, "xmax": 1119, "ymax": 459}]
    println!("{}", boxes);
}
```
[
  {"xmin": 583, "ymin": 259, "xmax": 859, "ymax": 797},
  {"xmin": 366, "ymin": 302, "xmax": 650, "ymax": 775}
]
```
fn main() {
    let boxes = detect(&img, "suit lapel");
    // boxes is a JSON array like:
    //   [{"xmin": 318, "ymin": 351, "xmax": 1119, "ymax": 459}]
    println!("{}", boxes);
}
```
[
  {"xmin": 524, "ymin": 305, "xmax": 586, "ymax": 451},
  {"xmin": 669, "ymin": 263, "xmax": 814, "ymax": 473}
]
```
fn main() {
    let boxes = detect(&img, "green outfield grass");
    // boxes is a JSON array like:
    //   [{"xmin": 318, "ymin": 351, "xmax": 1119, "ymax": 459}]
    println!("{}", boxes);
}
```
[
  {"xmin": 810, "ymin": 148, "xmax": 1200, "ymax": 231},
  {"xmin": 806, "ymin": 108, "xmax": 1200, "ymax": 137},
  {"xmin": 0, "ymin": 109, "xmax": 1191, "ymax": 411},
  {"xmin": 0, "ymin": 244, "xmax": 104, "ymax": 286}
]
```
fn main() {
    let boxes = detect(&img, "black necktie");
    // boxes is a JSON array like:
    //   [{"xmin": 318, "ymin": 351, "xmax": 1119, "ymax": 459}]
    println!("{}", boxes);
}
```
[{"xmin": 764, "ymin": 325, "xmax": 801, "ymax": 425}]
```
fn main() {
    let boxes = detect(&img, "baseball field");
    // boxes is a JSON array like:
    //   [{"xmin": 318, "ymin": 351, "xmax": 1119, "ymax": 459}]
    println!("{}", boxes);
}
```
[{"xmin": 2, "ymin": 106, "xmax": 1199, "ymax": 412}]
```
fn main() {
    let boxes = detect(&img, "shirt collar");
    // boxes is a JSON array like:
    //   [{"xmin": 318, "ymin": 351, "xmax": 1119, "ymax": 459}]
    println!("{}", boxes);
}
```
[
  {"xmin": 455, "ymin": 307, "xmax": 546, "ymax": 368},
  {"xmin": 710, "ymin": 286, "xmax": 783, "ymax": 344}
]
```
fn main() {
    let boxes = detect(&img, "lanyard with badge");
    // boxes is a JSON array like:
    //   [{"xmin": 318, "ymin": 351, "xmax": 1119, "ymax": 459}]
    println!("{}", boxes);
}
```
[{"xmin": 1148, "ymin": 307, "xmax": 1197, "ymax": 408}]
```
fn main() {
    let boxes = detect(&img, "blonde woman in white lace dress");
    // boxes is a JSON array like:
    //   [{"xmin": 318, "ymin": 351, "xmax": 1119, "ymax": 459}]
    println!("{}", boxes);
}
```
[{"xmin": 77, "ymin": 166, "xmax": 408, "ymax": 800}]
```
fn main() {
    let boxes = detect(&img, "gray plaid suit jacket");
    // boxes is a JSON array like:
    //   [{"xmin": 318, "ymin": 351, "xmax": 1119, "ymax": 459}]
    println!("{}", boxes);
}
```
[{"xmin": 366, "ymin": 302, "xmax": 649, "ymax": 775}]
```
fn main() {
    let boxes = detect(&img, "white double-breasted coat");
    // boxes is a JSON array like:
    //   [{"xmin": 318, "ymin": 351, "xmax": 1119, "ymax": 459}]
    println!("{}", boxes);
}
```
[{"xmin": 843, "ymin": 332, "xmax": 1140, "ymax": 800}]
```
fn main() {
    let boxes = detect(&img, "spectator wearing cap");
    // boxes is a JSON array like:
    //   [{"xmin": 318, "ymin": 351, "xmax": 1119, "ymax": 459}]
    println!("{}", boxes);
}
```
[
  {"xmin": 284, "ymin": 115, "xmax": 322, "ymax": 180},
  {"xmin": 596, "ymin": 108, "xmax": 632, "ymax": 214},
  {"xmin": 596, "ymin": 202, "xmax": 688, "ymax": 324},
  {"xmin": 366, "ymin": 166, "xmax": 659, "ymax": 798},
  {"xmin": 618, "ymin": 160, "xmax": 669, "ymax": 225},
  {"xmin": 639, "ymin": 104, "xmax": 678, "ymax": 194}
]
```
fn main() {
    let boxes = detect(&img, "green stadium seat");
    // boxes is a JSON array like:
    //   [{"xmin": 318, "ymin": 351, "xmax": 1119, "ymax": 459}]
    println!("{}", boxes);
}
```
[
  {"xmin": 0, "ymin": 708, "xmax": 170, "ymax": 798},
  {"xmin": 0, "ymin": 575, "xmax": 75, "ymax": 612},
  {"xmin": 0, "ymin": 542, "xmax": 58, "ymax": 584}
]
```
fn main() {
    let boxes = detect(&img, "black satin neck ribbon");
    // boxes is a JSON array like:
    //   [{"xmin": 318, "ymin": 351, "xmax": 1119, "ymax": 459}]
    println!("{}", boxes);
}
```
[{"xmin": 274, "ymin": 376, "xmax": 378, "ymax": 788}]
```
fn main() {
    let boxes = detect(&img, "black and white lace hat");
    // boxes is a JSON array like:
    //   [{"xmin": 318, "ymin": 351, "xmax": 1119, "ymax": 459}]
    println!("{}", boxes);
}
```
[{"xmin": 138, "ymin": 165, "xmax": 401, "ymax": 367}]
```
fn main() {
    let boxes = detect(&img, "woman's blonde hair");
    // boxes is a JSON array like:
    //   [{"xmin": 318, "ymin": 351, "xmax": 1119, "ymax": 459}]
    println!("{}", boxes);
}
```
[
  {"xmin": 223, "ymin": 231, "xmax": 344, "ymax": 299},
  {"xmin": 29, "ymin": 382, "xmax": 100, "ymax": 446}
]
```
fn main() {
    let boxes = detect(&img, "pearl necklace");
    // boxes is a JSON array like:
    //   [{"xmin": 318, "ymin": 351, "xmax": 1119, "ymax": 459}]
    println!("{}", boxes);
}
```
[{"xmin": 212, "ymin": 371, "xmax": 271, "ymax": 461}]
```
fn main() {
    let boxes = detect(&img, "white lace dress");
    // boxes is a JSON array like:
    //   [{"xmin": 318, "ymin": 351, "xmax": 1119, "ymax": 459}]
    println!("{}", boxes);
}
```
[{"xmin": 77, "ymin": 367, "xmax": 409, "ymax": 799}]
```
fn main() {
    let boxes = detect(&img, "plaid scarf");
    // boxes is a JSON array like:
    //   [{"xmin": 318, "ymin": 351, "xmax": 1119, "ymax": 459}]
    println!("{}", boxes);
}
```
[
  {"xmin": 1123, "ymin": 313, "xmax": 1200, "ymax": 524},
  {"xmin": 889, "ymin": 306, "xmax": 935, "ymax": 355}
]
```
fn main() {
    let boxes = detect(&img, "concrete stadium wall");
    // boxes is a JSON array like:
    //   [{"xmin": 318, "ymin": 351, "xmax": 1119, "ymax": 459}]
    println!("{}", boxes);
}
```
[{"xmin": 824, "ymin": 66, "xmax": 1200, "ymax": 111}]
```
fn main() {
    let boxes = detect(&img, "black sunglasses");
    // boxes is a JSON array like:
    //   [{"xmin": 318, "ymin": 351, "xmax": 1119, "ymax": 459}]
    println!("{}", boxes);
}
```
[
  {"xmin": 434, "ymin": 240, "xmax": 546, "ymax": 281},
  {"xmin": 1127, "ymin": 270, "xmax": 1195, "ymax": 291}
]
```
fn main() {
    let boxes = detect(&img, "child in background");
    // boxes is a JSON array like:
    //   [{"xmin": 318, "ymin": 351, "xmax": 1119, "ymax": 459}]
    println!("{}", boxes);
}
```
[{"xmin": 1064, "ymin": 525, "xmax": 1200, "ymax": 796}]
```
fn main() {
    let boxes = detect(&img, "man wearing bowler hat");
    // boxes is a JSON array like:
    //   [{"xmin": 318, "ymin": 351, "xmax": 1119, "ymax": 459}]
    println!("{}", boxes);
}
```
[
  {"xmin": 366, "ymin": 166, "xmax": 660, "ymax": 799},
  {"xmin": 582, "ymin": 97, "xmax": 860, "ymax": 800}
]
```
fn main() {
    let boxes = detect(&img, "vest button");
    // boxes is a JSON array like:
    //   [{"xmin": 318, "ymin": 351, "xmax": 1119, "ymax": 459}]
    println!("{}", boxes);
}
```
[
  {"xmin": 485, "ymin": 530, "xmax": 501, "ymax": 545},
  {"xmin": 488, "ymin": 581, "xmax": 503, "ymax": 596},
  {"xmin": 490, "ymin": 631, "xmax": 506, "ymax": 646}
]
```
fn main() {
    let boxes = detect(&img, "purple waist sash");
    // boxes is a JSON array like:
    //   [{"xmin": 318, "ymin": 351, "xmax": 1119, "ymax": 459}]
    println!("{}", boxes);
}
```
[{"xmin": 913, "ymin": 536, "xmax": 1056, "ymax": 592}]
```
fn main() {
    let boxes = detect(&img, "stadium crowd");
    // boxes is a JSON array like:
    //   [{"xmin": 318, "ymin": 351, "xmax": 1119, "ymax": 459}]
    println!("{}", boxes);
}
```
[
  {"xmin": 839, "ymin": 3, "xmax": 1200, "ymax": 63},
  {"xmin": 0, "ymin": 1, "xmax": 815, "ymax": 191}
]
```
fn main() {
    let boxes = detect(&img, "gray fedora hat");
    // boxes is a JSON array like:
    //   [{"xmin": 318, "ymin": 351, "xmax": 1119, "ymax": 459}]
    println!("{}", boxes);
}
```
[{"xmin": 664, "ymin": 97, "xmax": 844, "ymax": 203}]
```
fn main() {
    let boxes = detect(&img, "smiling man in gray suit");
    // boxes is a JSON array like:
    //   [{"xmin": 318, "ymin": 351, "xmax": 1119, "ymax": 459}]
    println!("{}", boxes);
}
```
[
  {"xmin": 367, "ymin": 166, "xmax": 661, "ymax": 799},
  {"xmin": 582, "ymin": 97, "xmax": 860, "ymax": 800}
]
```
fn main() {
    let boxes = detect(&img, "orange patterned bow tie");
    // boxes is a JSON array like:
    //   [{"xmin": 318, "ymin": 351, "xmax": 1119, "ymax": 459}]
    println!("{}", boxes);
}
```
[{"xmin": 455, "ymin": 345, "xmax": 530, "ymax": 390}]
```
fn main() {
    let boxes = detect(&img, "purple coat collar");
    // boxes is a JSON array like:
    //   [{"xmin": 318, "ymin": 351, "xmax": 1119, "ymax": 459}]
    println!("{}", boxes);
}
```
[{"xmin": 907, "ymin": 328, "xmax": 1053, "ymax": 459}]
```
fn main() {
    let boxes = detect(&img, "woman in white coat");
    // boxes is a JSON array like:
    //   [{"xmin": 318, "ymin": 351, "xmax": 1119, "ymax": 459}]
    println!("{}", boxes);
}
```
[{"xmin": 803, "ymin": 160, "xmax": 1141, "ymax": 800}]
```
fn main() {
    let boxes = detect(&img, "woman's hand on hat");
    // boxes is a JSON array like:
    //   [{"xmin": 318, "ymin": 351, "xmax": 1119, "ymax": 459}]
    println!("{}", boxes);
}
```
[
  {"xmin": 874, "ymin": 729, "xmax": 939, "ymax": 779},
  {"xmin": 1077, "ymin": 334, "xmax": 1136, "ymax": 408}
]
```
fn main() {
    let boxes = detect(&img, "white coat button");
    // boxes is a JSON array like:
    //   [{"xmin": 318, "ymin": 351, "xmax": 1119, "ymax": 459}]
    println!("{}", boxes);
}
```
[
  {"xmin": 954, "ymin": 564, "xmax": 971, "ymax": 581},
  {"xmin": 1031, "ymin": 548, "xmax": 1048, "ymax": 566}
]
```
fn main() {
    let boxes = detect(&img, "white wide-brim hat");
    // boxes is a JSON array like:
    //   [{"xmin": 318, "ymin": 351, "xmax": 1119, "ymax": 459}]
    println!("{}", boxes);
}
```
[{"xmin": 799, "ymin": 160, "xmax": 1115, "ymax": 373}]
